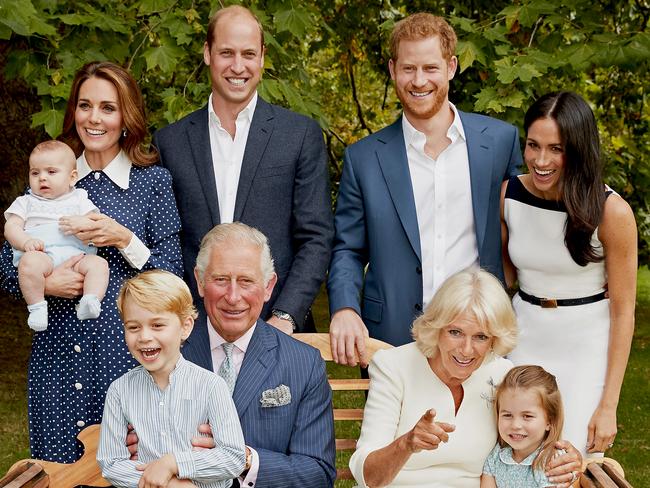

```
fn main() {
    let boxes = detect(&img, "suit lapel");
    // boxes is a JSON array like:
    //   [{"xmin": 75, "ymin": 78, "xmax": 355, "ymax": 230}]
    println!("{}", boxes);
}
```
[
  {"xmin": 460, "ymin": 111, "xmax": 494, "ymax": 254},
  {"xmin": 187, "ymin": 107, "xmax": 220, "ymax": 226},
  {"xmin": 376, "ymin": 118, "xmax": 422, "ymax": 261},
  {"xmin": 233, "ymin": 320, "xmax": 278, "ymax": 418},
  {"xmin": 182, "ymin": 306, "xmax": 214, "ymax": 372},
  {"xmin": 233, "ymin": 99, "xmax": 274, "ymax": 221}
]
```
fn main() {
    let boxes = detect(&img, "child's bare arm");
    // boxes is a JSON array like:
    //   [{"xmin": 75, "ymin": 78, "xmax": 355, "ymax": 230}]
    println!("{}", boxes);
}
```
[
  {"xmin": 480, "ymin": 473, "xmax": 498, "ymax": 488},
  {"xmin": 4, "ymin": 215, "xmax": 43, "ymax": 251}
]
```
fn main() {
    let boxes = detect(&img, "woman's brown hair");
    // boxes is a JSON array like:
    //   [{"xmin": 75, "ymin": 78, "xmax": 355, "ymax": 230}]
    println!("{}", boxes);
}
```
[{"xmin": 60, "ymin": 61, "xmax": 157, "ymax": 166}]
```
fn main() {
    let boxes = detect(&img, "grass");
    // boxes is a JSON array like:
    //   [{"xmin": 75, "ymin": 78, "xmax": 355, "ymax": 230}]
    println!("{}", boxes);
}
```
[{"xmin": 1, "ymin": 270, "xmax": 649, "ymax": 486}]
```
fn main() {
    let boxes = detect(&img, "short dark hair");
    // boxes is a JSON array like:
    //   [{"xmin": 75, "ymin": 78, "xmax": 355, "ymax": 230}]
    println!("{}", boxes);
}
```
[{"xmin": 524, "ymin": 91, "xmax": 606, "ymax": 266}]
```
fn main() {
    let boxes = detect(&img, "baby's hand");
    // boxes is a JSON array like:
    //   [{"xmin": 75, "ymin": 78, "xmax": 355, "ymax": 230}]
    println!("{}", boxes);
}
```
[
  {"xmin": 137, "ymin": 453, "xmax": 177, "ymax": 488},
  {"xmin": 24, "ymin": 239, "xmax": 45, "ymax": 252}
]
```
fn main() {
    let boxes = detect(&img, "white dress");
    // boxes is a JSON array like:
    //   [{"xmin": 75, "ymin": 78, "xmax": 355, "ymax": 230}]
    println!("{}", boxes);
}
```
[{"xmin": 504, "ymin": 176, "xmax": 609, "ymax": 456}]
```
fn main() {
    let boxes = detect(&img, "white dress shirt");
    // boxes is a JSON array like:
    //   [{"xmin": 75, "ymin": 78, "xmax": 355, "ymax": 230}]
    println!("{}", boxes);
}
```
[
  {"xmin": 77, "ymin": 150, "xmax": 151, "ymax": 269},
  {"xmin": 402, "ymin": 103, "xmax": 479, "ymax": 307},
  {"xmin": 207, "ymin": 320, "xmax": 260, "ymax": 486},
  {"xmin": 207, "ymin": 92, "xmax": 257, "ymax": 224}
]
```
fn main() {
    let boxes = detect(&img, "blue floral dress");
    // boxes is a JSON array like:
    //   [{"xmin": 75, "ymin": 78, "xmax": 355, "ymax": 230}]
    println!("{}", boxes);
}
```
[{"xmin": 0, "ymin": 155, "xmax": 183, "ymax": 462}]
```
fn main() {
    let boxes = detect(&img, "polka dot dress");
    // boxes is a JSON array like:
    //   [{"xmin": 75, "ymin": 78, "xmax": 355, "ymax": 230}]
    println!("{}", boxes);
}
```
[{"xmin": 0, "ymin": 163, "xmax": 183, "ymax": 462}]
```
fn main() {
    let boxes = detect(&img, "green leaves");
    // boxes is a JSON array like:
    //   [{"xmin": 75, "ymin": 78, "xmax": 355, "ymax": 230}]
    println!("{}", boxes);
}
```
[
  {"xmin": 0, "ymin": 0, "xmax": 56, "ymax": 37},
  {"xmin": 274, "ymin": 6, "xmax": 312, "ymax": 38},
  {"xmin": 31, "ymin": 108, "xmax": 63, "ymax": 138},
  {"xmin": 143, "ymin": 37, "xmax": 184, "ymax": 72}
]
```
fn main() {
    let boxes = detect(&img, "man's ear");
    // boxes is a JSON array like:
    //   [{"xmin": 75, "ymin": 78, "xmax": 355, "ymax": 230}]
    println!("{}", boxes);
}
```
[
  {"xmin": 447, "ymin": 55, "xmax": 458, "ymax": 80},
  {"xmin": 194, "ymin": 268, "xmax": 205, "ymax": 297},
  {"xmin": 388, "ymin": 58, "xmax": 396, "ymax": 81},
  {"xmin": 263, "ymin": 272, "xmax": 278, "ymax": 302},
  {"xmin": 203, "ymin": 41, "xmax": 211, "ymax": 66}
]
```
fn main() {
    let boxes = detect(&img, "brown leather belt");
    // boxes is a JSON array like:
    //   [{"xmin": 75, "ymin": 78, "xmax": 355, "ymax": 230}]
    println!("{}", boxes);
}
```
[{"xmin": 518, "ymin": 289, "xmax": 607, "ymax": 308}]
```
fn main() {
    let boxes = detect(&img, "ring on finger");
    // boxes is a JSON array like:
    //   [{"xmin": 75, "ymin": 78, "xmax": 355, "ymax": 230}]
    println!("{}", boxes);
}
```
[
  {"xmin": 570, "ymin": 471, "xmax": 578, "ymax": 483},
  {"xmin": 608, "ymin": 442, "xmax": 614, "ymax": 448}
]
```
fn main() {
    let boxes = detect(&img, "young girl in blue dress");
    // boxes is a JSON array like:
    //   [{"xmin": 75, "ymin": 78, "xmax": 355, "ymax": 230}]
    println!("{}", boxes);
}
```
[{"xmin": 481, "ymin": 365, "xmax": 571, "ymax": 488}]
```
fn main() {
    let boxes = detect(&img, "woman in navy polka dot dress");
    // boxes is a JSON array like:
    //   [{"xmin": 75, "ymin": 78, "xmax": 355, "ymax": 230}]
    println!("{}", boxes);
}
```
[{"xmin": 0, "ymin": 61, "xmax": 183, "ymax": 462}]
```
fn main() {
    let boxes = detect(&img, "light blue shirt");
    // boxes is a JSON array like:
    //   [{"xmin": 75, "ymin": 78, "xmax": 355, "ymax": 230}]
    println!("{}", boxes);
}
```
[
  {"xmin": 97, "ymin": 355, "xmax": 246, "ymax": 487},
  {"xmin": 483, "ymin": 444, "xmax": 552, "ymax": 487}
]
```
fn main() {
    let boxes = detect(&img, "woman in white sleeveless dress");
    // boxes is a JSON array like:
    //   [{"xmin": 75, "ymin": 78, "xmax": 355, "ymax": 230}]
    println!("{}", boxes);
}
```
[{"xmin": 500, "ymin": 92, "xmax": 637, "ymax": 457}]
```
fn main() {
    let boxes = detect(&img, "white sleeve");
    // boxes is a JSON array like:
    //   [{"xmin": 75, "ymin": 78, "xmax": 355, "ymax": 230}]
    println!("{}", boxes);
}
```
[
  {"xmin": 349, "ymin": 350, "xmax": 404, "ymax": 488},
  {"xmin": 4, "ymin": 195, "xmax": 29, "ymax": 221}
]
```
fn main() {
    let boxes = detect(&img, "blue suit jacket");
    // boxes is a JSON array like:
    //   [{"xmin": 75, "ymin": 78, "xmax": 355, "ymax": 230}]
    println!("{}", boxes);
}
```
[
  {"xmin": 327, "ymin": 112, "xmax": 522, "ymax": 346},
  {"xmin": 182, "ymin": 318, "xmax": 336, "ymax": 487},
  {"xmin": 153, "ymin": 98, "xmax": 333, "ymax": 330}
]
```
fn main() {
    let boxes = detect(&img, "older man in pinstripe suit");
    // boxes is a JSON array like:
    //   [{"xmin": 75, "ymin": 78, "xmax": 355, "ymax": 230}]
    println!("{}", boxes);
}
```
[
  {"xmin": 128, "ymin": 223, "xmax": 335, "ymax": 486},
  {"xmin": 188, "ymin": 223, "xmax": 335, "ymax": 488}
]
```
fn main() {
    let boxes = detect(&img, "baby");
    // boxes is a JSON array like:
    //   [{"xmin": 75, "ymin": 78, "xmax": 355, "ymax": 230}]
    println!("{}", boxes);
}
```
[{"xmin": 3, "ymin": 140, "xmax": 109, "ymax": 331}]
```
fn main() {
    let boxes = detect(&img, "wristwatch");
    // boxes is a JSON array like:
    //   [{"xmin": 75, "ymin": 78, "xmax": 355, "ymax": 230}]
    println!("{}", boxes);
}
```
[{"xmin": 271, "ymin": 309, "xmax": 297, "ymax": 331}]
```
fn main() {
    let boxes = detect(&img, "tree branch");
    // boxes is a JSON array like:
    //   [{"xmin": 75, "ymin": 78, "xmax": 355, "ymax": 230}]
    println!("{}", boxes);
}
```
[{"xmin": 347, "ymin": 48, "xmax": 372, "ymax": 135}]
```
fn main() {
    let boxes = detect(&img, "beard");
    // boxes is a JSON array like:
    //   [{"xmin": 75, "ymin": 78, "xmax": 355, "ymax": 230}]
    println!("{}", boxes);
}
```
[{"xmin": 396, "ymin": 82, "xmax": 448, "ymax": 120}]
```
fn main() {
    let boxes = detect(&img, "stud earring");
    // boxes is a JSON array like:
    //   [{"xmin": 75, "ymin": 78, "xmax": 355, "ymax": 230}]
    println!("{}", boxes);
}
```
[{"xmin": 122, "ymin": 128, "xmax": 127, "ymax": 138}]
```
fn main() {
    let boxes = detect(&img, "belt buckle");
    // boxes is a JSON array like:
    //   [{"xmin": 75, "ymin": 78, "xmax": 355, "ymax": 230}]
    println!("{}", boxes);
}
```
[{"xmin": 540, "ymin": 298, "xmax": 557, "ymax": 308}]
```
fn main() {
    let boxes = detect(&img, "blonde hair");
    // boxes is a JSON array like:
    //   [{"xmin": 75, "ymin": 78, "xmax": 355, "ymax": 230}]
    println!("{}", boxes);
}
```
[
  {"xmin": 389, "ymin": 13, "xmax": 457, "ymax": 61},
  {"xmin": 30, "ymin": 140, "xmax": 76, "ymax": 171},
  {"xmin": 495, "ymin": 365, "xmax": 564, "ymax": 471},
  {"xmin": 195, "ymin": 222, "xmax": 275, "ymax": 285},
  {"xmin": 411, "ymin": 269, "xmax": 517, "ymax": 358},
  {"xmin": 117, "ymin": 270, "xmax": 197, "ymax": 322}
]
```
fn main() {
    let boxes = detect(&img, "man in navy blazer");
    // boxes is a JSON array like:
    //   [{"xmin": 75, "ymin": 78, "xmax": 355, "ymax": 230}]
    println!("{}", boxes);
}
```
[
  {"xmin": 328, "ymin": 13, "xmax": 522, "ymax": 363},
  {"xmin": 189, "ymin": 222, "xmax": 335, "ymax": 487},
  {"xmin": 153, "ymin": 5, "xmax": 333, "ymax": 335}
]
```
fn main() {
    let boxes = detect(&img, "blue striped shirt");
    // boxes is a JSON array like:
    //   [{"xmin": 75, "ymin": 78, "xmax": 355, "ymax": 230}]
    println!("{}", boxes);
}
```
[{"xmin": 97, "ymin": 355, "xmax": 246, "ymax": 487}]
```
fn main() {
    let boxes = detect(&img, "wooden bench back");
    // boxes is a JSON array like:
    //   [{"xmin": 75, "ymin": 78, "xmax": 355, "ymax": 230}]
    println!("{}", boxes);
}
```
[
  {"xmin": 293, "ymin": 333, "xmax": 393, "ymax": 480},
  {"xmin": 6, "ymin": 424, "xmax": 109, "ymax": 488}
]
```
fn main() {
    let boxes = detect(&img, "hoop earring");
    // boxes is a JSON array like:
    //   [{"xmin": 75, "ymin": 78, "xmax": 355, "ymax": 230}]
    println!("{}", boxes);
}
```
[{"xmin": 122, "ymin": 128, "xmax": 127, "ymax": 138}]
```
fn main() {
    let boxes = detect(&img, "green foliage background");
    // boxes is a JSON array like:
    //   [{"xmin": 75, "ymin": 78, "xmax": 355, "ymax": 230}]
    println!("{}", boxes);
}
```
[{"xmin": 1, "ymin": 0, "xmax": 649, "ymax": 261}]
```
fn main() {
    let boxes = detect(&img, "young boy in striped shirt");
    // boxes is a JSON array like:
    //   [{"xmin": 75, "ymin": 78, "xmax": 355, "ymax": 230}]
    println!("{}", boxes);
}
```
[{"xmin": 97, "ymin": 270, "xmax": 246, "ymax": 488}]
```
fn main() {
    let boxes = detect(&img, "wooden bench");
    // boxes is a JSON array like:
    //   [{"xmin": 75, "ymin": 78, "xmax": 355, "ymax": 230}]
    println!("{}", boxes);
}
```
[
  {"xmin": 293, "ymin": 332, "xmax": 393, "ymax": 480},
  {"xmin": 3, "ymin": 424, "xmax": 109, "ymax": 487}
]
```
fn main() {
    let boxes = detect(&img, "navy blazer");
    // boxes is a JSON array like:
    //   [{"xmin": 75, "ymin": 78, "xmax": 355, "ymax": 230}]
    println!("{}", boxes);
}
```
[
  {"xmin": 182, "ymin": 319, "xmax": 336, "ymax": 488},
  {"xmin": 153, "ymin": 98, "xmax": 334, "ymax": 329},
  {"xmin": 327, "ymin": 112, "xmax": 522, "ymax": 346}
]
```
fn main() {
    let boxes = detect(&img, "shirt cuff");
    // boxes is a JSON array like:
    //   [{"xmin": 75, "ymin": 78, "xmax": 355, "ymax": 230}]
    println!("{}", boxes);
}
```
[
  {"xmin": 239, "ymin": 446, "xmax": 259, "ymax": 487},
  {"xmin": 174, "ymin": 451, "xmax": 195, "ymax": 479},
  {"xmin": 118, "ymin": 233, "xmax": 150, "ymax": 269}
]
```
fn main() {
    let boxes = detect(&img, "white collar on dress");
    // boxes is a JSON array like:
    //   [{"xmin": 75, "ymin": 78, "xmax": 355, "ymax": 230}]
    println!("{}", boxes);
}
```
[{"xmin": 77, "ymin": 150, "xmax": 132, "ymax": 190}]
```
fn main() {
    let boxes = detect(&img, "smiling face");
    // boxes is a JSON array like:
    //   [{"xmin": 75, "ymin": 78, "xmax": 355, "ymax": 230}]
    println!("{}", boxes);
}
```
[
  {"xmin": 74, "ymin": 76, "xmax": 123, "ymax": 168},
  {"xmin": 28, "ymin": 147, "xmax": 77, "ymax": 199},
  {"xmin": 196, "ymin": 241, "xmax": 276, "ymax": 342},
  {"xmin": 498, "ymin": 387, "xmax": 551, "ymax": 463},
  {"xmin": 122, "ymin": 299, "xmax": 194, "ymax": 389},
  {"xmin": 524, "ymin": 117, "xmax": 566, "ymax": 200},
  {"xmin": 429, "ymin": 313, "xmax": 494, "ymax": 387},
  {"xmin": 389, "ymin": 36, "xmax": 457, "ymax": 122},
  {"xmin": 204, "ymin": 11, "xmax": 264, "ymax": 116}
]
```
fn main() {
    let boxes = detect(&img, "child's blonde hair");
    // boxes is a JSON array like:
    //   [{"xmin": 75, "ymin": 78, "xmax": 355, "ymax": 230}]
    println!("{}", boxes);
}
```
[
  {"xmin": 495, "ymin": 365, "xmax": 564, "ymax": 471},
  {"xmin": 117, "ymin": 270, "xmax": 198, "ymax": 322}
]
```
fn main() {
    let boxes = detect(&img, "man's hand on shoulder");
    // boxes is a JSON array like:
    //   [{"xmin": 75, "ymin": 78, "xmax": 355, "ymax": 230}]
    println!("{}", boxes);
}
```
[{"xmin": 329, "ymin": 308, "xmax": 369, "ymax": 367}]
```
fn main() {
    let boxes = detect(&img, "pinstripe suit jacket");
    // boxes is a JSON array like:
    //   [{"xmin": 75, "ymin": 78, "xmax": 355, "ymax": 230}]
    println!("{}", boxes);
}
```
[{"xmin": 182, "ymin": 319, "xmax": 336, "ymax": 487}]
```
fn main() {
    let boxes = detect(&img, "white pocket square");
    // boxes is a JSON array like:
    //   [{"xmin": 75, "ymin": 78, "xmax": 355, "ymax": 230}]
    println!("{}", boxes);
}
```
[{"xmin": 260, "ymin": 384, "xmax": 291, "ymax": 407}]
